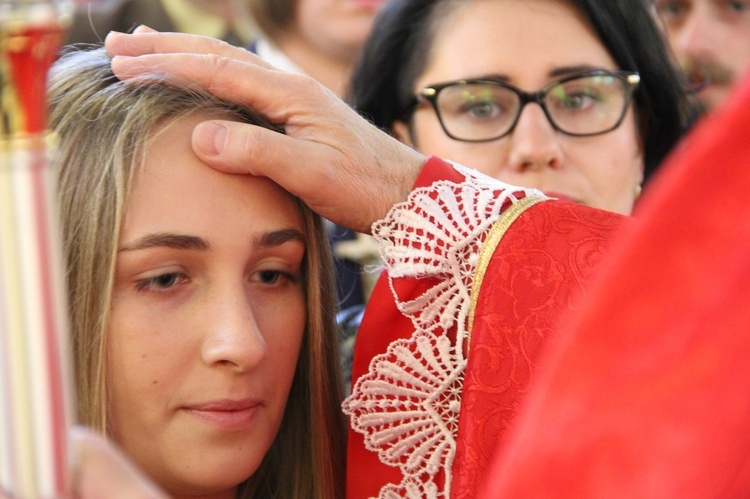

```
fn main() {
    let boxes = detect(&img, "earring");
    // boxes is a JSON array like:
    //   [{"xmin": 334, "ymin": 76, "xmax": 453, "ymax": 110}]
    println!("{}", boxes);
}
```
[{"xmin": 634, "ymin": 184, "xmax": 642, "ymax": 199}]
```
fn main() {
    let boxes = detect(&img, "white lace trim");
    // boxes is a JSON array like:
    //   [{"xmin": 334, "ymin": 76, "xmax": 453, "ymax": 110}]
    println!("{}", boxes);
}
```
[{"xmin": 342, "ymin": 164, "xmax": 543, "ymax": 498}]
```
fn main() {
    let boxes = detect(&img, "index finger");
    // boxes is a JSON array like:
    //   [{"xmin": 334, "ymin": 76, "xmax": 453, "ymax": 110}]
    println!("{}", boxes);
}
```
[
  {"xmin": 109, "ymin": 52, "xmax": 326, "ymax": 126},
  {"xmin": 104, "ymin": 31, "xmax": 275, "ymax": 70}
]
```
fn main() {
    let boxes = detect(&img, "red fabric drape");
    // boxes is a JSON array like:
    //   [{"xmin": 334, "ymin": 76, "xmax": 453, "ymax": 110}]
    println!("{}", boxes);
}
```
[
  {"xmin": 481, "ymin": 75, "xmax": 750, "ymax": 498},
  {"xmin": 452, "ymin": 202, "xmax": 623, "ymax": 498}
]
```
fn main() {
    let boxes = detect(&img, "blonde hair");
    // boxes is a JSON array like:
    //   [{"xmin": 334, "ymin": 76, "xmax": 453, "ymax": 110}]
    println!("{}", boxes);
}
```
[{"xmin": 49, "ymin": 47, "xmax": 345, "ymax": 498}]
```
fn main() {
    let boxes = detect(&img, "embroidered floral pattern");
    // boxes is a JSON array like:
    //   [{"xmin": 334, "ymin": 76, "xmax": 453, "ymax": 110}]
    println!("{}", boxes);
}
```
[{"xmin": 342, "ymin": 165, "xmax": 542, "ymax": 497}]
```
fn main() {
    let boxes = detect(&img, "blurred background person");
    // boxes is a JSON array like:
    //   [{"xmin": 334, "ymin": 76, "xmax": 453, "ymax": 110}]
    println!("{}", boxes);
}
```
[
  {"xmin": 652, "ymin": 0, "xmax": 750, "ymax": 111},
  {"xmin": 65, "ymin": 0, "xmax": 258, "ymax": 47},
  {"xmin": 248, "ymin": 0, "xmax": 385, "ymax": 97}
]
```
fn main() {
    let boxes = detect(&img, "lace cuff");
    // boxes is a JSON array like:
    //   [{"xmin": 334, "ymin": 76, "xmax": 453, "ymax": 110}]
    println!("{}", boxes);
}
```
[
  {"xmin": 343, "ymin": 159, "xmax": 545, "ymax": 498},
  {"xmin": 372, "ymin": 162, "xmax": 542, "ymax": 342}
]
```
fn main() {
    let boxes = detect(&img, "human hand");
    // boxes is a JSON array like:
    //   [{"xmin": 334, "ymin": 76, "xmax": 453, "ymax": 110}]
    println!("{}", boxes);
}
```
[
  {"xmin": 69, "ymin": 426, "xmax": 166, "ymax": 499},
  {"xmin": 105, "ymin": 29, "xmax": 427, "ymax": 233}
]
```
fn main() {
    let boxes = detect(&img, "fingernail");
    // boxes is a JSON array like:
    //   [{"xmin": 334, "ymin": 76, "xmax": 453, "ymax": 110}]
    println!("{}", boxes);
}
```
[
  {"xmin": 109, "ymin": 55, "xmax": 132, "ymax": 75},
  {"xmin": 104, "ymin": 30, "xmax": 124, "ymax": 46},
  {"xmin": 133, "ymin": 25, "xmax": 157, "ymax": 34},
  {"xmin": 194, "ymin": 122, "xmax": 227, "ymax": 157}
]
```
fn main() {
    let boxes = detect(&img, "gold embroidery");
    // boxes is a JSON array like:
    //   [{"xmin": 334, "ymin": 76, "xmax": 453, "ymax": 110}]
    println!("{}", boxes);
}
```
[{"xmin": 467, "ymin": 195, "xmax": 547, "ymax": 350}]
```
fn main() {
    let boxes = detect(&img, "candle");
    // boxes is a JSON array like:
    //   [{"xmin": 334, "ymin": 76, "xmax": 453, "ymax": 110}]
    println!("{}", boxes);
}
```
[{"xmin": 0, "ymin": 1, "xmax": 74, "ymax": 496}]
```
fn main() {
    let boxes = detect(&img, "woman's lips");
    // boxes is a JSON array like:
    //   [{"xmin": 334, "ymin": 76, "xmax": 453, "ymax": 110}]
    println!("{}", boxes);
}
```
[
  {"xmin": 183, "ymin": 399, "xmax": 262, "ymax": 431},
  {"xmin": 352, "ymin": 0, "xmax": 386, "ymax": 11}
]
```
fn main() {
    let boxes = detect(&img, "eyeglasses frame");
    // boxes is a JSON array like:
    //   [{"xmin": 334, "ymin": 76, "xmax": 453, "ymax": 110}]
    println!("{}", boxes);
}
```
[{"xmin": 402, "ymin": 70, "xmax": 641, "ymax": 143}]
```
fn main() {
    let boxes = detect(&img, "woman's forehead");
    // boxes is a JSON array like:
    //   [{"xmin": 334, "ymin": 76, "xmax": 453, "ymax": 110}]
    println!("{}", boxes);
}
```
[{"xmin": 420, "ymin": 0, "xmax": 616, "ymax": 87}]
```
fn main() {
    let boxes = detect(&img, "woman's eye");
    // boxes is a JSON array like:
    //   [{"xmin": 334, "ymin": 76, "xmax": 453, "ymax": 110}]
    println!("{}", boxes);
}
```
[
  {"xmin": 253, "ymin": 269, "xmax": 300, "ymax": 286},
  {"xmin": 726, "ymin": 0, "xmax": 749, "ymax": 13},
  {"xmin": 562, "ymin": 94, "xmax": 588, "ymax": 109},
  {"xmin": 654, "ymin": 0, "xmax": 686, "ymax": 17},
  {"xmin": 461, "ymin": 101, "xmax": 501, "ymax": 119},
  {"xmin": 557, "ymin": 91, "xmax": 600, "ymax": 111},
  {"xmin": 136, "ymin": 272, "xmax": 185, "ymax": 292},
  {"xmin": 259, "ymin": 269, "xmax": 282, "ymax": 284}
]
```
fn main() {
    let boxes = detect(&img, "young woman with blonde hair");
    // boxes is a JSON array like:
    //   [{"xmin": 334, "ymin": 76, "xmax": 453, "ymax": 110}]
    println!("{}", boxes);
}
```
[{"xmin": 49, "ymin": 47, "xmax": 345, "ymax": 498}]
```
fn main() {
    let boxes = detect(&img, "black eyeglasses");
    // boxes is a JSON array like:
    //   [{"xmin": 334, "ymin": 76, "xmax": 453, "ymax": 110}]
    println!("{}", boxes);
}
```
[{"xmin": 402, "ymin": 70, "xmax": 640, "ymax": 143}]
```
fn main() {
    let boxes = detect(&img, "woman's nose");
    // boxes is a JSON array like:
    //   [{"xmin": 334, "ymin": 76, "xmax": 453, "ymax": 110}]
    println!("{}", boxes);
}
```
[
  {"xmin": 200, "ymin": 284, "xmax": 267, "ymax": 372},
  {"xmin": 507, "ymin": 103, "xmax": 564, "ymax": 172}
]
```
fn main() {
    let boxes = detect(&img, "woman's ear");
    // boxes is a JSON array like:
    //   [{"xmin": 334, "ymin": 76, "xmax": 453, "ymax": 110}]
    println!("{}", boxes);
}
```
[{"xmin": 392, "ymin": 120, "xmax": 415, "ymax": 147}]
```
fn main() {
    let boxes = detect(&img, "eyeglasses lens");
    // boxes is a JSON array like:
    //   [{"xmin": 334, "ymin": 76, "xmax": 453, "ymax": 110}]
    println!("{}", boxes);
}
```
[
  {"xmin": 544, "ymin": 75, "xmax": 628, "ymax": 135},
  {"xmin": 436, "ymin": 84, "xmax": 519, "ymax": 141}
]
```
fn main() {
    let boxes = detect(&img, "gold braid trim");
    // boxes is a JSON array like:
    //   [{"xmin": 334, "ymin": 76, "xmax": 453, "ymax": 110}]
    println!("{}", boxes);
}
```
[{"xmin": 467, "ymin": 195, "xmax": 547, "ymax": 349}]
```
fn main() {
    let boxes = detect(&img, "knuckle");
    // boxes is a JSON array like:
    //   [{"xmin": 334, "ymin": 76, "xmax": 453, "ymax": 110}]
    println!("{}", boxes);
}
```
[
  {"xmin": 238, "ymin": 126, "xmax": 259, "ymax": 159},
  {"xmin": 201, "ymin": 54, "xmax": 234, "ymax": 92}
]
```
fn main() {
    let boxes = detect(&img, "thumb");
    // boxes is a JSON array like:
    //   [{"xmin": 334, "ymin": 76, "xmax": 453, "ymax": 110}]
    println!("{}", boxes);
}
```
[
  {"xmin": 192, "ymin": 119, "xmax": 334, "ymax": 199},
  {"xmin": 193, "ymin": 120, "xmax": 290, "ymax": 175},
  {"xmin": 193, "ymin": 121, "xmax": 232, "ymax": 168},
  {"xmin": 191, "ymin": 117, "xmax": 424, "ymax": 233}
]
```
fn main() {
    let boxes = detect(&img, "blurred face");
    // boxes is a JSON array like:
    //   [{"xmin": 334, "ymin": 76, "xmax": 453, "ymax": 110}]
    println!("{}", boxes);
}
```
[
  {"xmin": 394, "ymin": 0, "xmax": 644, "ymax": 215},
  {"xmin": 654, "ymin": 0, "xmax": 750, "ymax": 110},
  {"xmin": 295, "ymin": 0, "xmax": 386, "ymax": 61},
  {"xmin": 107, "ymin": 114, "xmax": 306, "ymax": 497}
]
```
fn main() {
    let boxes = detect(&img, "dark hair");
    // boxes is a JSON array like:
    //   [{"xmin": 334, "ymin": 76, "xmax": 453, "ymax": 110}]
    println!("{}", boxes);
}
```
[
  {"xmin": 249, "ymin": 0, "xmax": 297, "ymax": 39},
  {"xmin": 349, "ymin": 0, "xmax": 698, "ymax": 181}
]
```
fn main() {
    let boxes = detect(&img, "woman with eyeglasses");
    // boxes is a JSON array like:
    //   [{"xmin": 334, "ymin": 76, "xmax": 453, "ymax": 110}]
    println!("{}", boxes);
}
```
[{"xmin": 350, "ymin": 0, "xmax": 696, "ymax": 216}]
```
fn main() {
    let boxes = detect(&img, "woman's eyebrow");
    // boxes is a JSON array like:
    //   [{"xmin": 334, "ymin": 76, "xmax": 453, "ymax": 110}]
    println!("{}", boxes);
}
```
[
  {"xmin": 548, "ymin": 64, "xmax": 609, "ymax": 79},
  {"xmin": 118, "ymin": 228, "xmax": 304, "ymax": 253},
  {"xmin": 118, "ymin": 233, "xmax": 209, "ymax": 252},
  {"xmin": 255, "ymin": 228, "xmax": 306, "ymax": 248},
  {"xmin": 463, "ymin": 73, "xmax": 511, "ymax": 83},
  {"xmin": 457, "ymin": 64, "xmax": 612, "ymax": 86}
]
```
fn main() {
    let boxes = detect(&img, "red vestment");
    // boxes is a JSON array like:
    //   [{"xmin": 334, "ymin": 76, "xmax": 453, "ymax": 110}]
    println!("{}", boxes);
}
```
[
  {"xmin": 345, "ymin": 159, "xmax": 624, "ymax": 498},
  {"xmin": 481, "ymin": 74, "xmax": 750, "ymax": 498}
]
